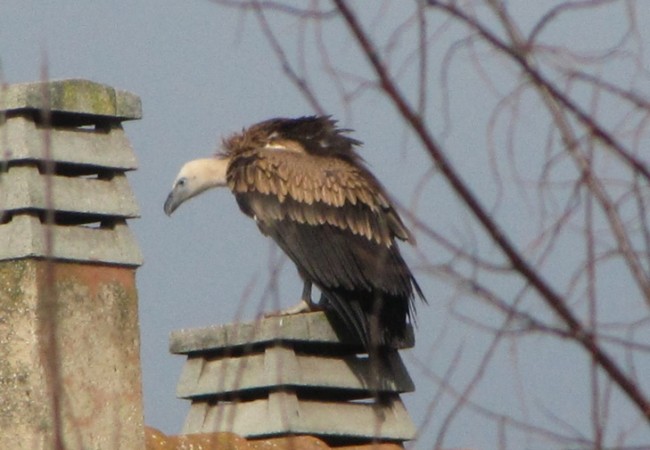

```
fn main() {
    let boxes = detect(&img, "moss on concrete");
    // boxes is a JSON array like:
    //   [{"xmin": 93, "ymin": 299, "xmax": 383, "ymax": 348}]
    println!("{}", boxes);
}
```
[
  {"xmin": 0, "ymin": 260, "xmax": 29, "ymax": 315},
  {"xmin": 0, "ymin": 79, "xmax": 142, "ymax": 120},
  {"xmin": 0, "ymin": 260, "xmax": 45, "ymax": 430},
  {"xmin": 0, "ymin": 260, "xmax": 144, "ymax": 448}
]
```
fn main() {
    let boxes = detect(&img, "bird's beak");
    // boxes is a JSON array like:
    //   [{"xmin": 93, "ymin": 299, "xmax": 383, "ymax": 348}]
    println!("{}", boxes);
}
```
[{"xmin": 164, "ymin": 188, "xmax": 182, "ymax": 216}]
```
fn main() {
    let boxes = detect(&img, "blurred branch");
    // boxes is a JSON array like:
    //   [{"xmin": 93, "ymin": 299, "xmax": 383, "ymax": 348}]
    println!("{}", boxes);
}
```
[
  {"xmin": 251, "ymin": 2, "xmax": 326, "ymax": 114},
  {"xmin": 209, "ymin": 0, "xmax": 337, "ymax": 19},
  {"xmin": 427, "ymin": 0, "xmax": 650, "ymax": 183},
  {"xmin": 332, "ymin": 0, "xmax": 650, "ymax": 423},
  {"xmin": 38, "ymin": 56, "xmax": 65, "ymax": 450},
  {"xmin": 528, "ymin": 0, "xmax": 620, "ymax": 45},
  {"xmin": 407, "ymin": 351, "xmax": 596, "ymax": 447},
  {"xmin": 484, "ymin": 0, "xmax": 650, "ymax": 303}
]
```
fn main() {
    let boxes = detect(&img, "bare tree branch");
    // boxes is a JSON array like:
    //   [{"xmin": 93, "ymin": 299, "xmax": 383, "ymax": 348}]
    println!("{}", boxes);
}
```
[{"xmin": 333, "ymin": 0, "xmax": 650, "ymax": 423}]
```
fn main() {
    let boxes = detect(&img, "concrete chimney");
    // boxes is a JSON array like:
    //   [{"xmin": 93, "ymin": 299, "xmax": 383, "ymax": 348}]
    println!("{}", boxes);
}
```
[
  {"xmin": 0, "ymin": 79, "xmax": 144, "ymax": 449},
  {"xmin": 170, "ymin": 311, "xmax": 417, "ymax": 446}
]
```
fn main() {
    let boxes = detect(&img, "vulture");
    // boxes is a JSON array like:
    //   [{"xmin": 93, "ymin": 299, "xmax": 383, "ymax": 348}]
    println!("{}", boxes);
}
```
[{"xmin": 164, "ymin": 116, "xmax": 425, "ymax": 350}]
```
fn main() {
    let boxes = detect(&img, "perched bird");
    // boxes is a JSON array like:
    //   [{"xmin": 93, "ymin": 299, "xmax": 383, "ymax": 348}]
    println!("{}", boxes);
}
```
[{"xmin": 164, "ymin": 116, "xmax": 425, "ymax": 350}]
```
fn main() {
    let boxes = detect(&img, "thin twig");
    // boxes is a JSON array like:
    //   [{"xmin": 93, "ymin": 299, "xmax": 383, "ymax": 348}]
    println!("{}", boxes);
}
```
[{"xmin": 333, "ymin": 0, "xmax": 650, "ymax": 422}]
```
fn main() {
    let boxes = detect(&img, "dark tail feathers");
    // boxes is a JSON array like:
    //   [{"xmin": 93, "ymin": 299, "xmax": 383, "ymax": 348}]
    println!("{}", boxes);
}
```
[{"xmin": 319, "ymin": 289, "xmax": 414, "ymax": 350}]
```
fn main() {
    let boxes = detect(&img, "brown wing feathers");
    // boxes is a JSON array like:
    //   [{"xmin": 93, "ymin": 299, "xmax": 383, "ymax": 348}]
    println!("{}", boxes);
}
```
[
  {"xmin": 227, "ymin": 149, "xmax": 403, "ymax": 246},
  {"xmin": 223, "ymin": 116, "xmax": 424, "ymax": 347}
]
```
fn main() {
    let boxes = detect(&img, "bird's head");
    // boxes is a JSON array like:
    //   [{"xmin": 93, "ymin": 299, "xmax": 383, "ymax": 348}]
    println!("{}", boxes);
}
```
[{"xmin": 164, "ymin": 156, "xmax": 230, "ymax": 216}]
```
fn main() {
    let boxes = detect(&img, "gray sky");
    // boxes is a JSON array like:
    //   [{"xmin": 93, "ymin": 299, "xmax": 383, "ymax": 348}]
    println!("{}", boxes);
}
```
[{"xmin": 2, "ymin": 1, "xmax": 649, "ymax": 448}]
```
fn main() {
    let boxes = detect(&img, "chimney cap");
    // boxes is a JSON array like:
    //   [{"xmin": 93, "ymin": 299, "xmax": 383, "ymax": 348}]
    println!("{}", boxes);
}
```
[{"xmin": 0, "ymin": 79, "xmax": 141, "ymax": 121}]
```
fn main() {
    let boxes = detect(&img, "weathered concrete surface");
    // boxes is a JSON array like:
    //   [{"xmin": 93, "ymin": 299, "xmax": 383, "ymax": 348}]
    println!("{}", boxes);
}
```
[
  {"xmin": 0, "ymin": 115, "xmax": 138, "ymax": 170},
  {"xmin": 0, "ymin": 78, "xmax": 143, "ymax": 266},
  {"xmin": 176, "ymin": 345, "xmax": 414, "ymax": 398},
  {"xmin": 183, "ymin": 391, "xmax": 416, "ymax": 442},
  {"xmin": 0, "ymin": 79, "xmax": 142, "ymax": 120},
  {"xmin": 1, "ymin": 165, "xmax": 139, "ymax": 217},
  {"xmin": 172, "ymin": 312, "xmax": 416, "ymax": 445},
  {"xmin": 0, "ymin": 260, "xmax": 145, "ymax": 450},
  {"xmin": 170, "ymin": 311, "xmax": 414, "ymax": 354},
  {"xmin": 0, "ymin": 215, "xmax": 143, "ymax": 266}
]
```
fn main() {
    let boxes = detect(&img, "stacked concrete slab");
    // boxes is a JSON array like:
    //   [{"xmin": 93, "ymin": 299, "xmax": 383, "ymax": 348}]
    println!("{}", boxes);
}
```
[
  {"xmin": 170, "ymin": 311, "xmax": 417, "ymax": 446},
  {"xmin": 0, "ymin": 79, "xmax": 145, "ymax": 449}
]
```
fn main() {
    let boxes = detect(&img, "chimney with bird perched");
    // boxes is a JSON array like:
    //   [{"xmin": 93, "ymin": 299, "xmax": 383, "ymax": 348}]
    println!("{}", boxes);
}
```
[{"xmin": 165, "ymin": 116, "xmax": 423, "ymax": 446}]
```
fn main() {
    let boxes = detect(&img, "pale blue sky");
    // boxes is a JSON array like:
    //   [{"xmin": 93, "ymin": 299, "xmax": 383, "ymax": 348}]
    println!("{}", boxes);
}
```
[{"xmin": 2, "ymin": 1, "xmax": 649, "ymax": 448}]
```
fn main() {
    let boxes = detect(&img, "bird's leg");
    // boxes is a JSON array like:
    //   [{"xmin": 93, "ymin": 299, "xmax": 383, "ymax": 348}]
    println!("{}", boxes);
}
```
[
  {"xmin": 267, "ymin": 280, "xmax": 318, "ymax": 316},
  {"xmin": 301, "ymin": 280, "xmax": 314, "ymax": 307}
]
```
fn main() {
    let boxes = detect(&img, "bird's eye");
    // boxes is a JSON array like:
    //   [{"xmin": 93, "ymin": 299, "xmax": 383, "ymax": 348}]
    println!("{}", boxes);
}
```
[{"xmin": 177, "ymin": 178, "xmax": 186, "ymax": 187}]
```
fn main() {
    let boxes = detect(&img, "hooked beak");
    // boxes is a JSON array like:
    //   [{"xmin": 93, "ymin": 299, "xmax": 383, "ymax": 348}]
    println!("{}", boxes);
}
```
[
  {"xmin": 164, "ymin": 188, "xmax": 182, "ymax": 216},
  {"xmin": 164, "ymin": 157, "xmax": 230, "ymax": 216}
]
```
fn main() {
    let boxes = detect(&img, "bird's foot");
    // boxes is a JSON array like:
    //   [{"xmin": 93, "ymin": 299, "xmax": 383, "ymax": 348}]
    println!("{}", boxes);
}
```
[{"xmin": 265, "ymin": 299, "xmax": 321, "ymax": 317}]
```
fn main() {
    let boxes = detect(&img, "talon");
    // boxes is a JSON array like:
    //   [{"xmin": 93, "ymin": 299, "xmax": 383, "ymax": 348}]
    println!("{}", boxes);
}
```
[
  {"xmin": 264, "ymin": 280, "xmax": 320, "ymax": 317},
  {"xmin": 266, "ymin": 299, "xmax": 322, "ymax": 317}
]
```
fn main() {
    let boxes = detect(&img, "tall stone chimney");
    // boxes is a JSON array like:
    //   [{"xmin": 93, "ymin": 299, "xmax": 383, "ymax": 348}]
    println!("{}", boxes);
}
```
[{"xmin": 0, "ymin": 79, "xmax": 144, "ymax": 449}]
